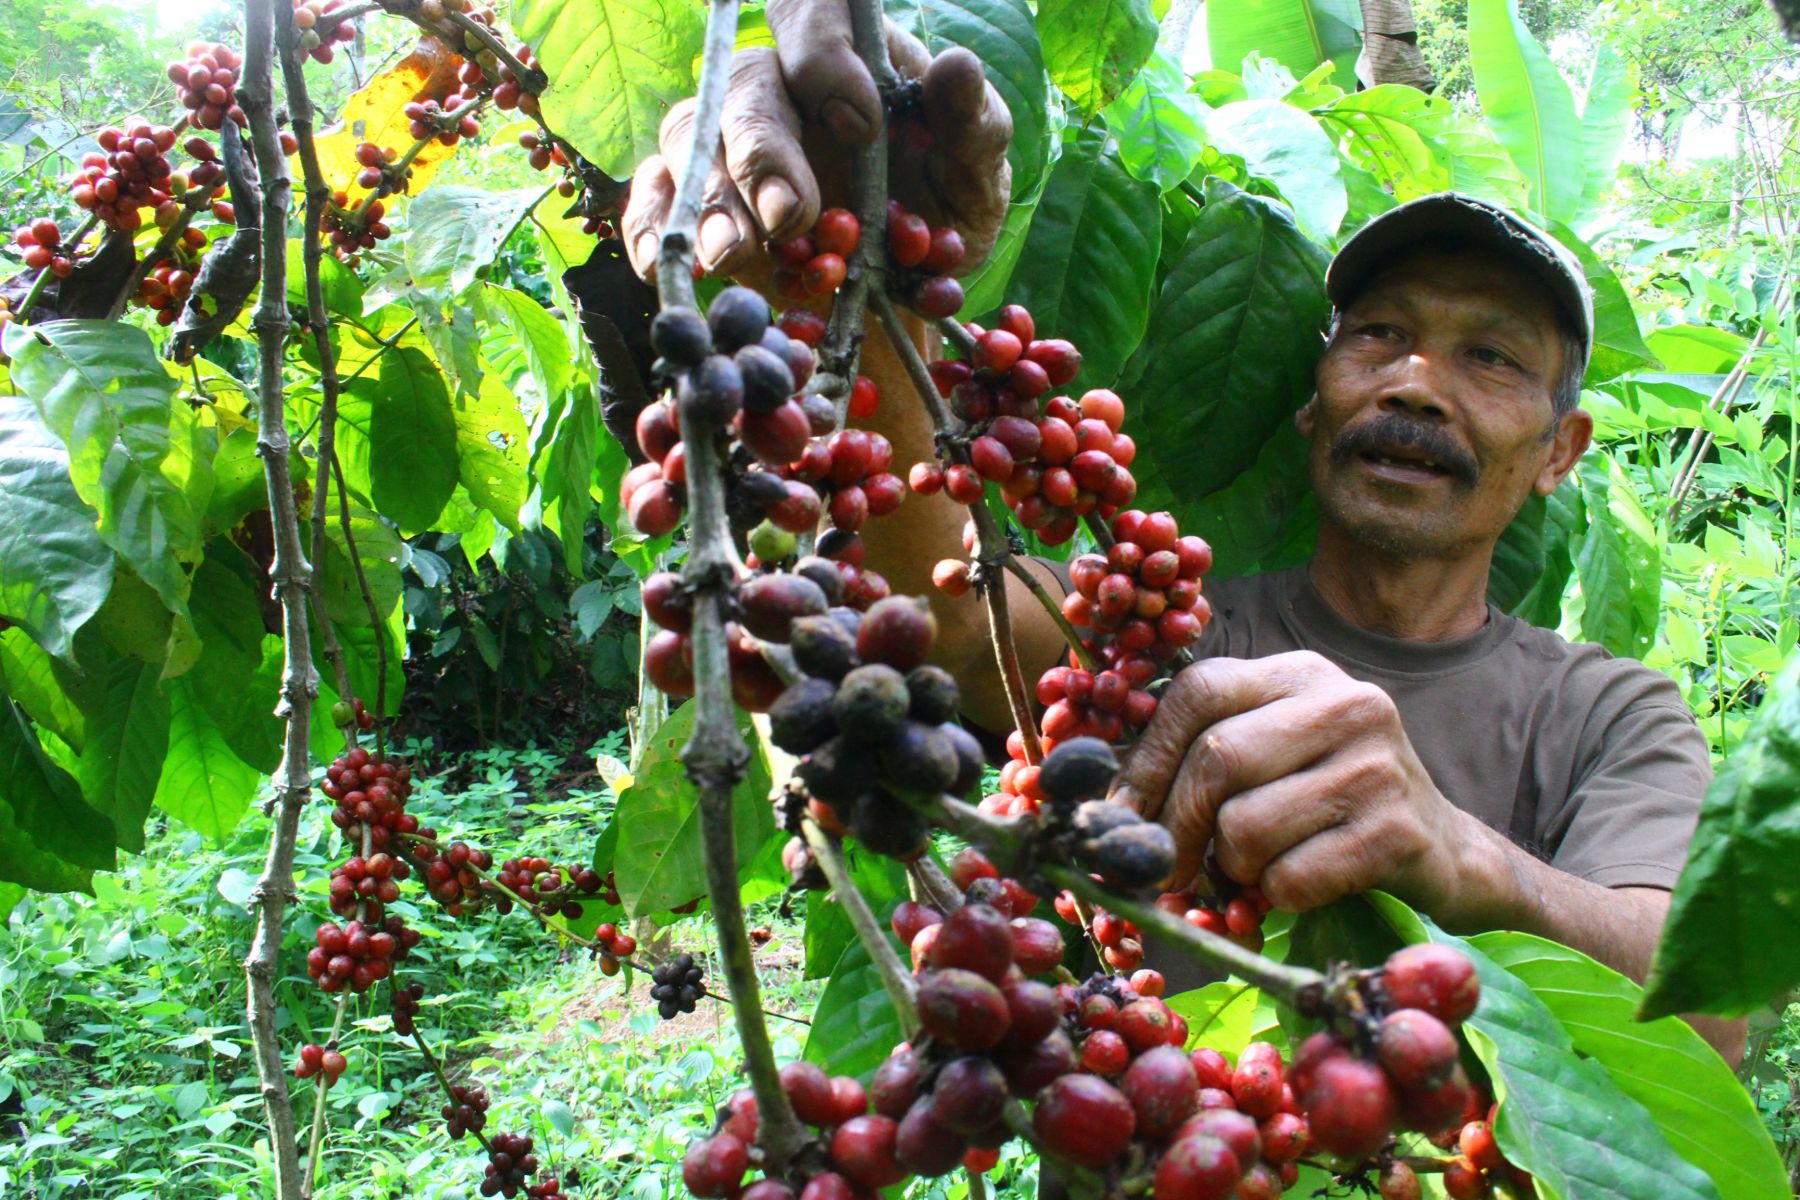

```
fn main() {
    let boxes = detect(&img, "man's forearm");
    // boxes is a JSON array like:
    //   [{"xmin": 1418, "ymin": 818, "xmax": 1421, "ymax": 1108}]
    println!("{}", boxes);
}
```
[{"xmin": 1432, "ymin": 812, "xmax": 1745, "ymax": 1062}]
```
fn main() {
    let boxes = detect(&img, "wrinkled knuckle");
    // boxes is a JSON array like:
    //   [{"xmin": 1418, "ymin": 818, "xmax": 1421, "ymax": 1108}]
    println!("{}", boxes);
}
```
[
  {"xmin": 1195, "ymin": 731, "xmax": 1239, "ymax": 801},
  {"xmin": 1337, "ymin": 682, "xmax": 1394, "ymax": 728},
  {"xmin": 659, "ymin": 98, "xmax": 698, "ymax": 148}
]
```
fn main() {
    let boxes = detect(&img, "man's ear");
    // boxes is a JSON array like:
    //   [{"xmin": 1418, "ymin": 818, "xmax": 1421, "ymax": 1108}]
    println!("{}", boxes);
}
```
[
  {"xmin": 1536, "ymin": 407, "xmax": 1593, "ymax": 495},
  {"xmin": 1295, "ymin": 395, "xmax": 1318, "ymax": 438}
]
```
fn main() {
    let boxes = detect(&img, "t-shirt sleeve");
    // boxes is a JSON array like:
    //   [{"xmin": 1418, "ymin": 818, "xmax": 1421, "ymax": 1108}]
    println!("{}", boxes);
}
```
[{"xmin": 1543, "ymin": 696, "xmax": 1711, "ymax": 890}]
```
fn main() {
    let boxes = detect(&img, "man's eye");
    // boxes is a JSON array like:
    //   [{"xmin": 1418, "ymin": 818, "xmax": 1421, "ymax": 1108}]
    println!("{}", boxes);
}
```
[
  {"xmin": 1471, "ymin": 346, "xmax": 1515, "ymax": 368},
  {"xmin": 1357, "ymin": 323, "xmax": 1400, "ymax": 339}
]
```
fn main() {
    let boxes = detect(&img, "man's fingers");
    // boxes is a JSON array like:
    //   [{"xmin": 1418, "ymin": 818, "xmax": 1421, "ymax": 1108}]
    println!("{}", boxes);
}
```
[
  {"xmin": 767, "ymin": 0, "xmax": 882, "ymax": 145},
  {"xmin": 1210, "ymin": 767, "xmax": 1353, "ymax": 886},
  {"xmin": 719, "ymin": 47, "xmax": 820, "ymax": 242},
  {"xmin": 1113, "ymin": 655, "xmax": 1316, "ymax": 820},
  {"xmin": 622, "ymin": 154, "xmax": 676, "ymax": 280},
  {"xmin": 658, "ymin": 99, "xmax": 762, "ymax": 276},
  {"xmin": 884, "ymin": 19, "xmax": 932, "ymax": 79},
  {"xmin": 1257, "ymin": 825, "xmax": 1382, "ymax": 912},
  {"xmin": 921, "ymin": 47, "xmax": 1011, "ymax": 167}
]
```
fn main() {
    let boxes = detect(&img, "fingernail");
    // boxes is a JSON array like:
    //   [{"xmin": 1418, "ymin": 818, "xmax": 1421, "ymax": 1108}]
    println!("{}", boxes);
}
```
[
  {"xmin": 753, "ymin": 176, "xmax": 799, "ymax": 236},
  {"xmin": 1110, "ymin": 784, "xmax": 1139, "ymax": 812},
  {"xmin": 699, "ymin": 211, "xmax": 740, "ymax": 266},
  {"xmin": 635, "ymin": 232, "xmax": 660, "ymax": 270},
  {"xmin": 823, "ymin": 96, "xmax": 873, "ymax": 143}
]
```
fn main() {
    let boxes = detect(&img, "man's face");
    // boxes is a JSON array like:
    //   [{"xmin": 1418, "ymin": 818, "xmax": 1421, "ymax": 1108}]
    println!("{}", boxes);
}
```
[{"xmin": 1298, "ymin": 247, "xmax": 1591, "ymax": 558}]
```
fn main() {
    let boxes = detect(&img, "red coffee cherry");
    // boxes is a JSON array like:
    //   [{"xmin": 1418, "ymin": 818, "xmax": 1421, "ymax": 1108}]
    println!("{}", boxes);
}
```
[
  {"xmin": 1032, "ymin": 1074, "xmax": 1135, "ymax": 1168},
  {"xmin": 779, "ymin": 1060, "xmax": 837, "ymax": 1126},
  {"xmin": 1380, "ymin": 1161, "xmax": 1423, "ymax": 1200},
  {"xmin": 1079, "ymin": 1028, "xmax": 1129, "ymax": 1075},
  {"xmin": 926, "ymin": 903, "xmax": 1014, "ymax": 982},
  {"xmin": 856, "ymin": 596, "xmax": 937, "ymax": 673},
  {"xmin": 1153, "ymin": 1132, "xmax": 1242, "ymax": 1200},
  {"xmin": 1230, "ymin": 1041, "xmax": 1285, "ymax": 1119},
  {"xmin": 916, "ymin": 968, "xmax": 1012, "ymax": 1051},
  {"xmin": 681, "ymin": 1132, "xmax": 748, "ymax": 1198},
  {"xmin": 1383, "ymin": 943, "xmax": 1481, "ymax": 1025},
  {"xmin": 1173, "ymin": 1108, "xmax": 1261, "ymax": 1170},
  {"xmin": 1301, "ymin": 1053, "xmax": 1399, "ymax": 1158},
  {"xmin": 1442, "ymin": 1156, "xmax": 1491, "ymax": 1200},
  {"xmin": 895, "ymin": 1098, "xmax": 966, "ymax": 1177},
  {"xmin": 830, "ymin": 1114, "xmax": 904, "ymax": 1189},
  {"xmin": 931, "ymin": 1056, "xmax": 1009, "ymax": 1134},
  {"xmin": 1121, "ymin": 1045, "xmax": 1200, "ymax": 1138},
  {"xmin": 1377, "ymin": 1007, "xmax": 1461, "ymax": 1090}
]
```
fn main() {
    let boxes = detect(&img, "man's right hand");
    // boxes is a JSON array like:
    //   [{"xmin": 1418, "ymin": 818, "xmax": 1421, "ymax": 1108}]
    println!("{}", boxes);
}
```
[{"xmin": 621, "ymin": 0, "xmax": 1014, "ymax": 284}]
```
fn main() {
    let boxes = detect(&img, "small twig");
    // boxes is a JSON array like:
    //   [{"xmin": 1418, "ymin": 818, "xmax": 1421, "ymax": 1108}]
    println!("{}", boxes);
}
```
[
  {"xmin": 299, "ymin": 986, "xmax": 353, "ymax": 1196},
  {"xmin": 906, "ymin": 858, "xmax": 963, "ymax": 913},
  {"xmin": 803, "ymin": 818, "xmax": 919, "ymax": 1034},
  {"xmin": 872, "ymin": 292, "xmax": 1042, "ymax": 762},
  {"xmin": 310, "ymin": 0, "xmax": 381, "ymax": 41},
  {"xmin": 442, "ymin": 8, "xmax": 547, "ymax": 92},
  {"xmin": 329, "ymin": 450, "xmax": 389, "ymax": 748},
  {"xmin": 410, "ymin": 1025, "xmax": 497, "ymax": 1159},
  {"xmin": 1040, "ymin": 863, "xmax": 1326, "ymax": 1010},
  {"xmin": 106, "ymin": 198, "xmax": 202, "ymax": 321},
  {"xmin": 1082, "ymin": 511, "xmax": 1117, "ymax": 551},
  {"xmin": 16, "ymin": 266, "xmax": 54, "ymax": 322},
  {"xmin": 349, "ymin": 94, "xmax": 487, "ymax": 224},
  {"xmin": 1002, "ymin": 557, "xmax": 1095, "ymax": 670},
  {"xmin": 966, "ymin": 1164, "xmax": 989, "ymax": 1200}
]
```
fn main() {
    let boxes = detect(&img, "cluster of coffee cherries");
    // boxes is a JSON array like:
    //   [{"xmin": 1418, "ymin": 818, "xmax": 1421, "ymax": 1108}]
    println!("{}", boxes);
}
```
[
  {"xmin": 481, "ymin": 1131, "xmax": 542, "ymax": 1198},
  {"xmin": 405, "ymin": 96, "xmax": 483, "ymax": 147},
  {"xmin": 1155, "ymin": 867, "xmax": 1273, "ymax": 953},
  {"xmin": 307, "ymin": 914, "xmax": 420, "ymax": 992},
  {"xmin": 168, "ymin": 41, "xmax": 244, "ymax": 130},
  {"xmin": 67, "ymin": 121, "xmax": 178, "ymax": 232},
  {"xmin": 327, "ymin": 850, "xmax": 410, "ymax": 917},
  {"xmin": 886, "ymin": 199, "xmax": 966, "ymax": 318},
  {"xmin": 519, "ymin": 130, "xmax": 566, "ymax": 174},
  {"xmin": 293, "ymin": 1042, "xmax": 348, "ymax": 1086},
  {"xmin": 772, "ymin": 597, "xmax": 984, "ymax": 858},
  {"xmin": 131, "ymin": 233, "xmax": 213, "ymax": 325},
  {"xmin": 683, "ymin": 1061, "xmax": 891, "ymax": 1199},
  {"xmin": 1434, "ymin": 1111, "xmax": 1530, "ymax": 1200},
  {"xmin": 592, "ymin": 921, "xmax": 640, "ymax": 976},
  {"xmin": 321, "ymin": 191, "xmax": 391, "ymax": 263},
  {"xmin": 651, "ymin": 953, "xmax": 707, "ymax": 1019},
  {"xmin": 353, "ymin": 141, "xmax": 410, "ymax": 198},
  {"xmin": 292, "ymin": 0, "xmax": 359, "ymax": 63},
  {"xmin": 770, "ymin": 206, "xmax": 862, "ymax": 300},
  {"xmin": 444, "ymin": 1081, "xmax": 492, "ymax": 1139},
  {"xmin": 320, "ymin": 746, "xmax": 417, "ymax": 848},
  {"xmin": 418, "ymin": 839, "xmax": 494, "ymax": 915},
  {"xmin": 444, "ymin": 35, "xmax": 541, "ymax": 118},
  {"xmin": 393, "ymin": 979, "xmax": 427, "ymax": 1036},
  {"xmin": 11, "ymin": 219, "xmax": 73, "ymax": 278},
  {"xmin": 491, "ymin": 856, "xmax": 604, "ymax": 917}
]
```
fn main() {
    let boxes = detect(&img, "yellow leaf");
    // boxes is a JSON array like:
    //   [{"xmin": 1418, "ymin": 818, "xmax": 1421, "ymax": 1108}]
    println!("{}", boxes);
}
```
[{"xmin": 311, "ymin": 37, "xmax": 467, "ymax": 205}]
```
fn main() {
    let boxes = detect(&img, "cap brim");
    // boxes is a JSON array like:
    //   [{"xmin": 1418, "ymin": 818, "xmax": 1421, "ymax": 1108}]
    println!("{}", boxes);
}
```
[{"xmin": 1326, "ymin": 194, "xmax": 1592, "ymax": 367}]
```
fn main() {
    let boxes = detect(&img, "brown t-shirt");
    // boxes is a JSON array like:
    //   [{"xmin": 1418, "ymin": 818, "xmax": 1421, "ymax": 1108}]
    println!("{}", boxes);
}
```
[{"xmin": 1035, "ymin": 562, "xmax": 1710, "ymax": 888}]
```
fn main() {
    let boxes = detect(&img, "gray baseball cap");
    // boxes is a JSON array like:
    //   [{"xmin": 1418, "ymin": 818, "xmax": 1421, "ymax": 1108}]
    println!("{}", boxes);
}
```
[{"xmin": 1325, "ymin": 193, "xmax": 1594, "ymax": 377}]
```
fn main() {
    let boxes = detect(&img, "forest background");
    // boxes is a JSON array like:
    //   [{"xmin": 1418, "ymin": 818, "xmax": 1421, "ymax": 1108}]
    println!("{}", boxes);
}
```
[{"xmin": 0, "ymin": 0, "xmax": 1798, "ymax": 1196}]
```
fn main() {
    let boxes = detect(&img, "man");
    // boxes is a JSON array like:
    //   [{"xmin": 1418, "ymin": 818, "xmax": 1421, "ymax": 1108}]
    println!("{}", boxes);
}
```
[{"xmin": 622, "ymin": 0, "xmax": 1743, "ymax": 1058}]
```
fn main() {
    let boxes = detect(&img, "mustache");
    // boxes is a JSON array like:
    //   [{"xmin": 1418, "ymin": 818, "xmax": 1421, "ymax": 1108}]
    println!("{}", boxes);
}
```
[{"xmin": 1329, "ymin": 414, "xmax": 1479, "ymax": 485}]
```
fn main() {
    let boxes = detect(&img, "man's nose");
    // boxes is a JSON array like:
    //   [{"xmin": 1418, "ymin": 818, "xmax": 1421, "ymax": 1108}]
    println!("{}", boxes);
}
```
[{"xmin": 1378, "ymin": 353, "xmax": 1453, "ymax": 420}]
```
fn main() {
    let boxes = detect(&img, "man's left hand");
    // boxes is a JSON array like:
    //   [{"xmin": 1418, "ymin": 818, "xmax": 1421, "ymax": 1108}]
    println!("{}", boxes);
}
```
[{"xmin": 1110, "ymin": 651, "xmax": 1470, "ymax": 911}]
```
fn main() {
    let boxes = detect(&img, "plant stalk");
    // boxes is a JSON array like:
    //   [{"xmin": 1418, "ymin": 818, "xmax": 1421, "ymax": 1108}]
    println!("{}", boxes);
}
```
[
  {"xmin": 656, "ymin": 0, "xmax": 806, "ymax": 1170},
  {"xmin": 803, "ymin": 819, "xmax": 919, "ymax": 1033},
  {"xmin": 238, "ymin": 1, "xmax": 313, "ymax": 1195}
]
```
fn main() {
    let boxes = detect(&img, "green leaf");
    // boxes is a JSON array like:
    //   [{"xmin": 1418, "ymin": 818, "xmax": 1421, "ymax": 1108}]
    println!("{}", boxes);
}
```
[
  {"xmin": 402, "ymin": 187, "xmax": 544, "ymax": 299},
  {"xmin": 1205, "ymin": 0, "xmax": 1362, "ymax": 92},
  {"xmin": 1645, "ymin": 324, "xmax": 1748, "ymax": 375},
  {"xmin": 513, "ymin": 0, "xmax": 704, "ymax": 180},
  {"xmin": 457, "ymin": 373, "xmax": 531, "ymax": 532},
  {"xmin": 887, "ymin": 0, "xmax": 1051, "ymax": 202},
  {"xmin": 1548, "ymin": 222, "xmax": 1656, "ymax": 384},
  {"xmin": 1574, "ymin": 454, "xmax": 1660, "ymax": 659},
  {"xmin": 1165, "ymin": 982, "xmax": 1265, "ymax": 1052},
  {"xmin": 1362, "ymin": 896, "xmax": 1721, "ymax": 1200},
  {"xmin": 1314, "ymin": 85, "xmax": 1449, "ymax": 203},
  {"xmin": 1575, "ymin": 44, "xmax": 1634, "ymax": 222},
  {"xmin": 1473, "ymin": 931, "xmax": 1786, "ymax": 1200},
  {"xmin": 2, "ymin": 320, "xmax": 210, "ymax": 622},
  {"xmin": 1037, "ymin": 0, "xmax": 1157, "ymax": 114},
  {"xmin": 0, "ymin": 700, "xmax": 114, "ymax": 892},
  {"xmin": 804, "ymin": 941, "xmax": 907, "ymax": 1082},
  {"xmin": 342, "ymin": 345, "xmax": 457, "ymax": 534},
  {"xmin": 1642, "ymin": 650, "xmax": 1800, "ymax": 1019},
  {"xmin": 153, "ymin": 676, "xmax": 262, "ymax": 842},
  {"xmin": 1102, "ymin": 51, "xmax": 1211, "ymax": 193},
  {"xmin": 1467, "ymin": 0, "xmax": 1585, "ymax": 224},
  {"xmin": 958, "ymin": 196, "xmax": 1040, "ymax": 319},
  {"xmin": 481, "ymin": 284, "xmax": 574, "ymax": 412},
  {"xmin": 611, "ymin": 702, "xmax": 773, "ymax": 918},
  {"xmin": 1003, "ymin": 124, "xmax": 1161, "ymax": 389},
  {"xmin": 534, "ymin": 381, "xmax": 602, "ymax": 575},
  {"xmin": 0, "ymin": 628, "xmax": 85, "ymax": 752},
  {"xmin": 1122, "ymin": 179, "xmax": 1330, "ymax": 501},
  {"xmin": 804, "ymin": 847, "xmax": 909, "ymax": 980},
  {"xmin": 0, "ymin": 389, "xmax": 113, "ymax": 658},
  {"xmin": 1138, "ymin": 421, "xmax": 1315, "ymax": 580},
  {"xmin": 68, "ymin": 634, "xmax": 169, "ymax": 855},
  {"xmin": 317, "ymin": 501, "xmax": 405, "ymax": 629},
  {"xmin": 188, "ymin": 547, "xmax": 284, "ymax": 772},
  {"xmin": 1204, "ymin": 99, "xmax": 1345, "ymax": 242},
  {"xmin": 1490, "ymin": 478, "xmax": 1582, "ymax": 626}
]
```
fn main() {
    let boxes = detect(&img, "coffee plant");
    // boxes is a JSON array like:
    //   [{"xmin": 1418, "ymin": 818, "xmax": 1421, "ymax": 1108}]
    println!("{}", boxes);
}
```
[{"xmin": 1, "ymin": 0, "xmax": 1797, "ymax": 1197}]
